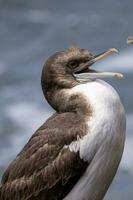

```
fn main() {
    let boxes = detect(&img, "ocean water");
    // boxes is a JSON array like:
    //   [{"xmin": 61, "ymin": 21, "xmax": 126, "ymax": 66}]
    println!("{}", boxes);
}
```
[{"xmin": 0, "ymin": 1, "xmax": 133, "ymax": 199}]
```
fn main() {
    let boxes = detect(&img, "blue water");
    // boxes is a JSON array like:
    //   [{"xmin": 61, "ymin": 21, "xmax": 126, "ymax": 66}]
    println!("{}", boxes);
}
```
[{"xmin": 0, "ymin": 1, "xmax": 133, "ymax": 199}]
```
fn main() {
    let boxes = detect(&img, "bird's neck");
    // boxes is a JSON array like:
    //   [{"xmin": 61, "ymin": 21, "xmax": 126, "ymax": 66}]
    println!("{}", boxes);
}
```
[
  {"xmin": 43, "ymin": 85, "xmax": 92, "ymax": 116},
  {"xmin": 41, "ymin": 72, "xmax": 92, "ymax": 116}
]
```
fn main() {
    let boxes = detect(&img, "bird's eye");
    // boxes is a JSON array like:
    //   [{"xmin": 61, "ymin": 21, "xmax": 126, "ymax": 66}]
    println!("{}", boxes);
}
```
[{"xmin": 67, "ymin": 60, "xmax": 79, "ymax": 69}]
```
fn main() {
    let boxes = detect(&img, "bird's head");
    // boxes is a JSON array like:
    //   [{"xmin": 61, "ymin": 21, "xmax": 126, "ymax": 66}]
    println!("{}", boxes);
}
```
[
  {"xmin": 41, "ymin": 46, "xmax": 123, "ymax": 109},
  {"xmin": 42, "ymin": 46, "xmax": 123, "ymax": 87}
]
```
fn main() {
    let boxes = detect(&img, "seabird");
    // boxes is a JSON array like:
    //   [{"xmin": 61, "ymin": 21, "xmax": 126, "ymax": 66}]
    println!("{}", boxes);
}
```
[
  {"xmin": 0, "ymin": 46, "xmax": 126, "ymax": 200},
  {"xmin": 127, "ymin": 36, "xmax": 133, "ymax": 44}
]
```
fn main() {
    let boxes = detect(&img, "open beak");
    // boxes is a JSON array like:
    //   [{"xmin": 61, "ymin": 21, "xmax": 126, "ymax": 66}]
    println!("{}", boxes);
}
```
[
  {"xmin": 127, "ymin": 36, "xmax": 133, "ymax": 44},
  {"xmin": 74, "ymin": 48, "xmax": 123, "ymax": 81}
]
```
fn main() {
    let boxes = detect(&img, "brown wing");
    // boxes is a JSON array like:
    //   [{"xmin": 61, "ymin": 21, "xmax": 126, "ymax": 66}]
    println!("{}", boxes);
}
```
[{"xmin": 0, "ymin": 112, "xmax": 88, "ymax": 200}]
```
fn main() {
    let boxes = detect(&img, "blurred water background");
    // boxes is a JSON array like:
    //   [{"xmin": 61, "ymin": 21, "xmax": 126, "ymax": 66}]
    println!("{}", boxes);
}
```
[{"xmin": 0, "ymin": 0, "xmax": 133, "ymax": 199}]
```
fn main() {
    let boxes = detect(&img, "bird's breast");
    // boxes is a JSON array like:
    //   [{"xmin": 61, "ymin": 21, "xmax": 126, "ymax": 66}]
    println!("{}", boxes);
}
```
[
  {"xmin": 64, "ymin": 80, "xmax": 126, "ymax": 200},
  {"xmin": 69, "ymin": 79, "xmax": 126, "ymax": 161}
]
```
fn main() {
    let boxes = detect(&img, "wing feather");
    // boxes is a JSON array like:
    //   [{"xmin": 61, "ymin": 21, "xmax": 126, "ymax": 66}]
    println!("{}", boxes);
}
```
[{"xmin": 0, "ymin": 112, "xmax": 88, "ymax": 200}]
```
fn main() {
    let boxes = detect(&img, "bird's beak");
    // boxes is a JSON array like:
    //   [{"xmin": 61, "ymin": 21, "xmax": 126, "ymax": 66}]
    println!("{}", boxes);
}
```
[
  {"xmin": 127, "ymin": 36, "xmax": 133, "ymax": 44},
  {"xmin": 74, "ymin": 48, "xmax": 123, "ymax": 81}
]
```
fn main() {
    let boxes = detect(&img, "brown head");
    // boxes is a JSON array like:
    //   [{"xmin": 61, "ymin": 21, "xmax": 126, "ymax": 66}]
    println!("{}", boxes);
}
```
[{"xmin": 41, "ymin": 46, "xmax": 122, "ymax": 111}]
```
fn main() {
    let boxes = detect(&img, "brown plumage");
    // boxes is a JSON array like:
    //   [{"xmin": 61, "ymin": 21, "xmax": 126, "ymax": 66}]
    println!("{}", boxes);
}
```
[
  {"xmin": 0, "ymin": 46, "xmax": 125, "ymax": 200},
  {"xmin": 0, "ymin": 47, "xmax": 93, "ymax": 200}
]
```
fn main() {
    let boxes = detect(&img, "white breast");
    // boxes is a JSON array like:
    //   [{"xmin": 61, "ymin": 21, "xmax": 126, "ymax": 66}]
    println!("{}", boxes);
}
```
[
  {"xmin": 64, "ymin": 80, "xmax": 126, "ymax": 200},
  {"xmin": 68, "ymin": 79, "xmax": 126, "ymax": 161}
]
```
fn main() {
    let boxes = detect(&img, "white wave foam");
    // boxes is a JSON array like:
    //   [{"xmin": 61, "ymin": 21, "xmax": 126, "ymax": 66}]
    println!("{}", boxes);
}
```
[
  {"xmin": 0, "ymin": 102, "xmax": 53, "ymax": 166},
  {"xmin": 6, "ymin": 102, "xmax": 51, "ymax": 131}
]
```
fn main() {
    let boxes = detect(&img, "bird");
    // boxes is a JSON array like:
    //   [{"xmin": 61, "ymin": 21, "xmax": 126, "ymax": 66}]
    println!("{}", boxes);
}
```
[
  {"xmin": 127, "ymin": 36, "xmax": 133, "ymax": 44},
  {"xmin": 0, "ymin": 46, "xmax": 126, "ymax": 200}
]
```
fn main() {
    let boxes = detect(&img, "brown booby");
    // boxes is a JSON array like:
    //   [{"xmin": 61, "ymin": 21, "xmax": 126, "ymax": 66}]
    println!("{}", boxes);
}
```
[{"xmin": 0, "ymin": 46, "xmax": 126, "ymax": 200}]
